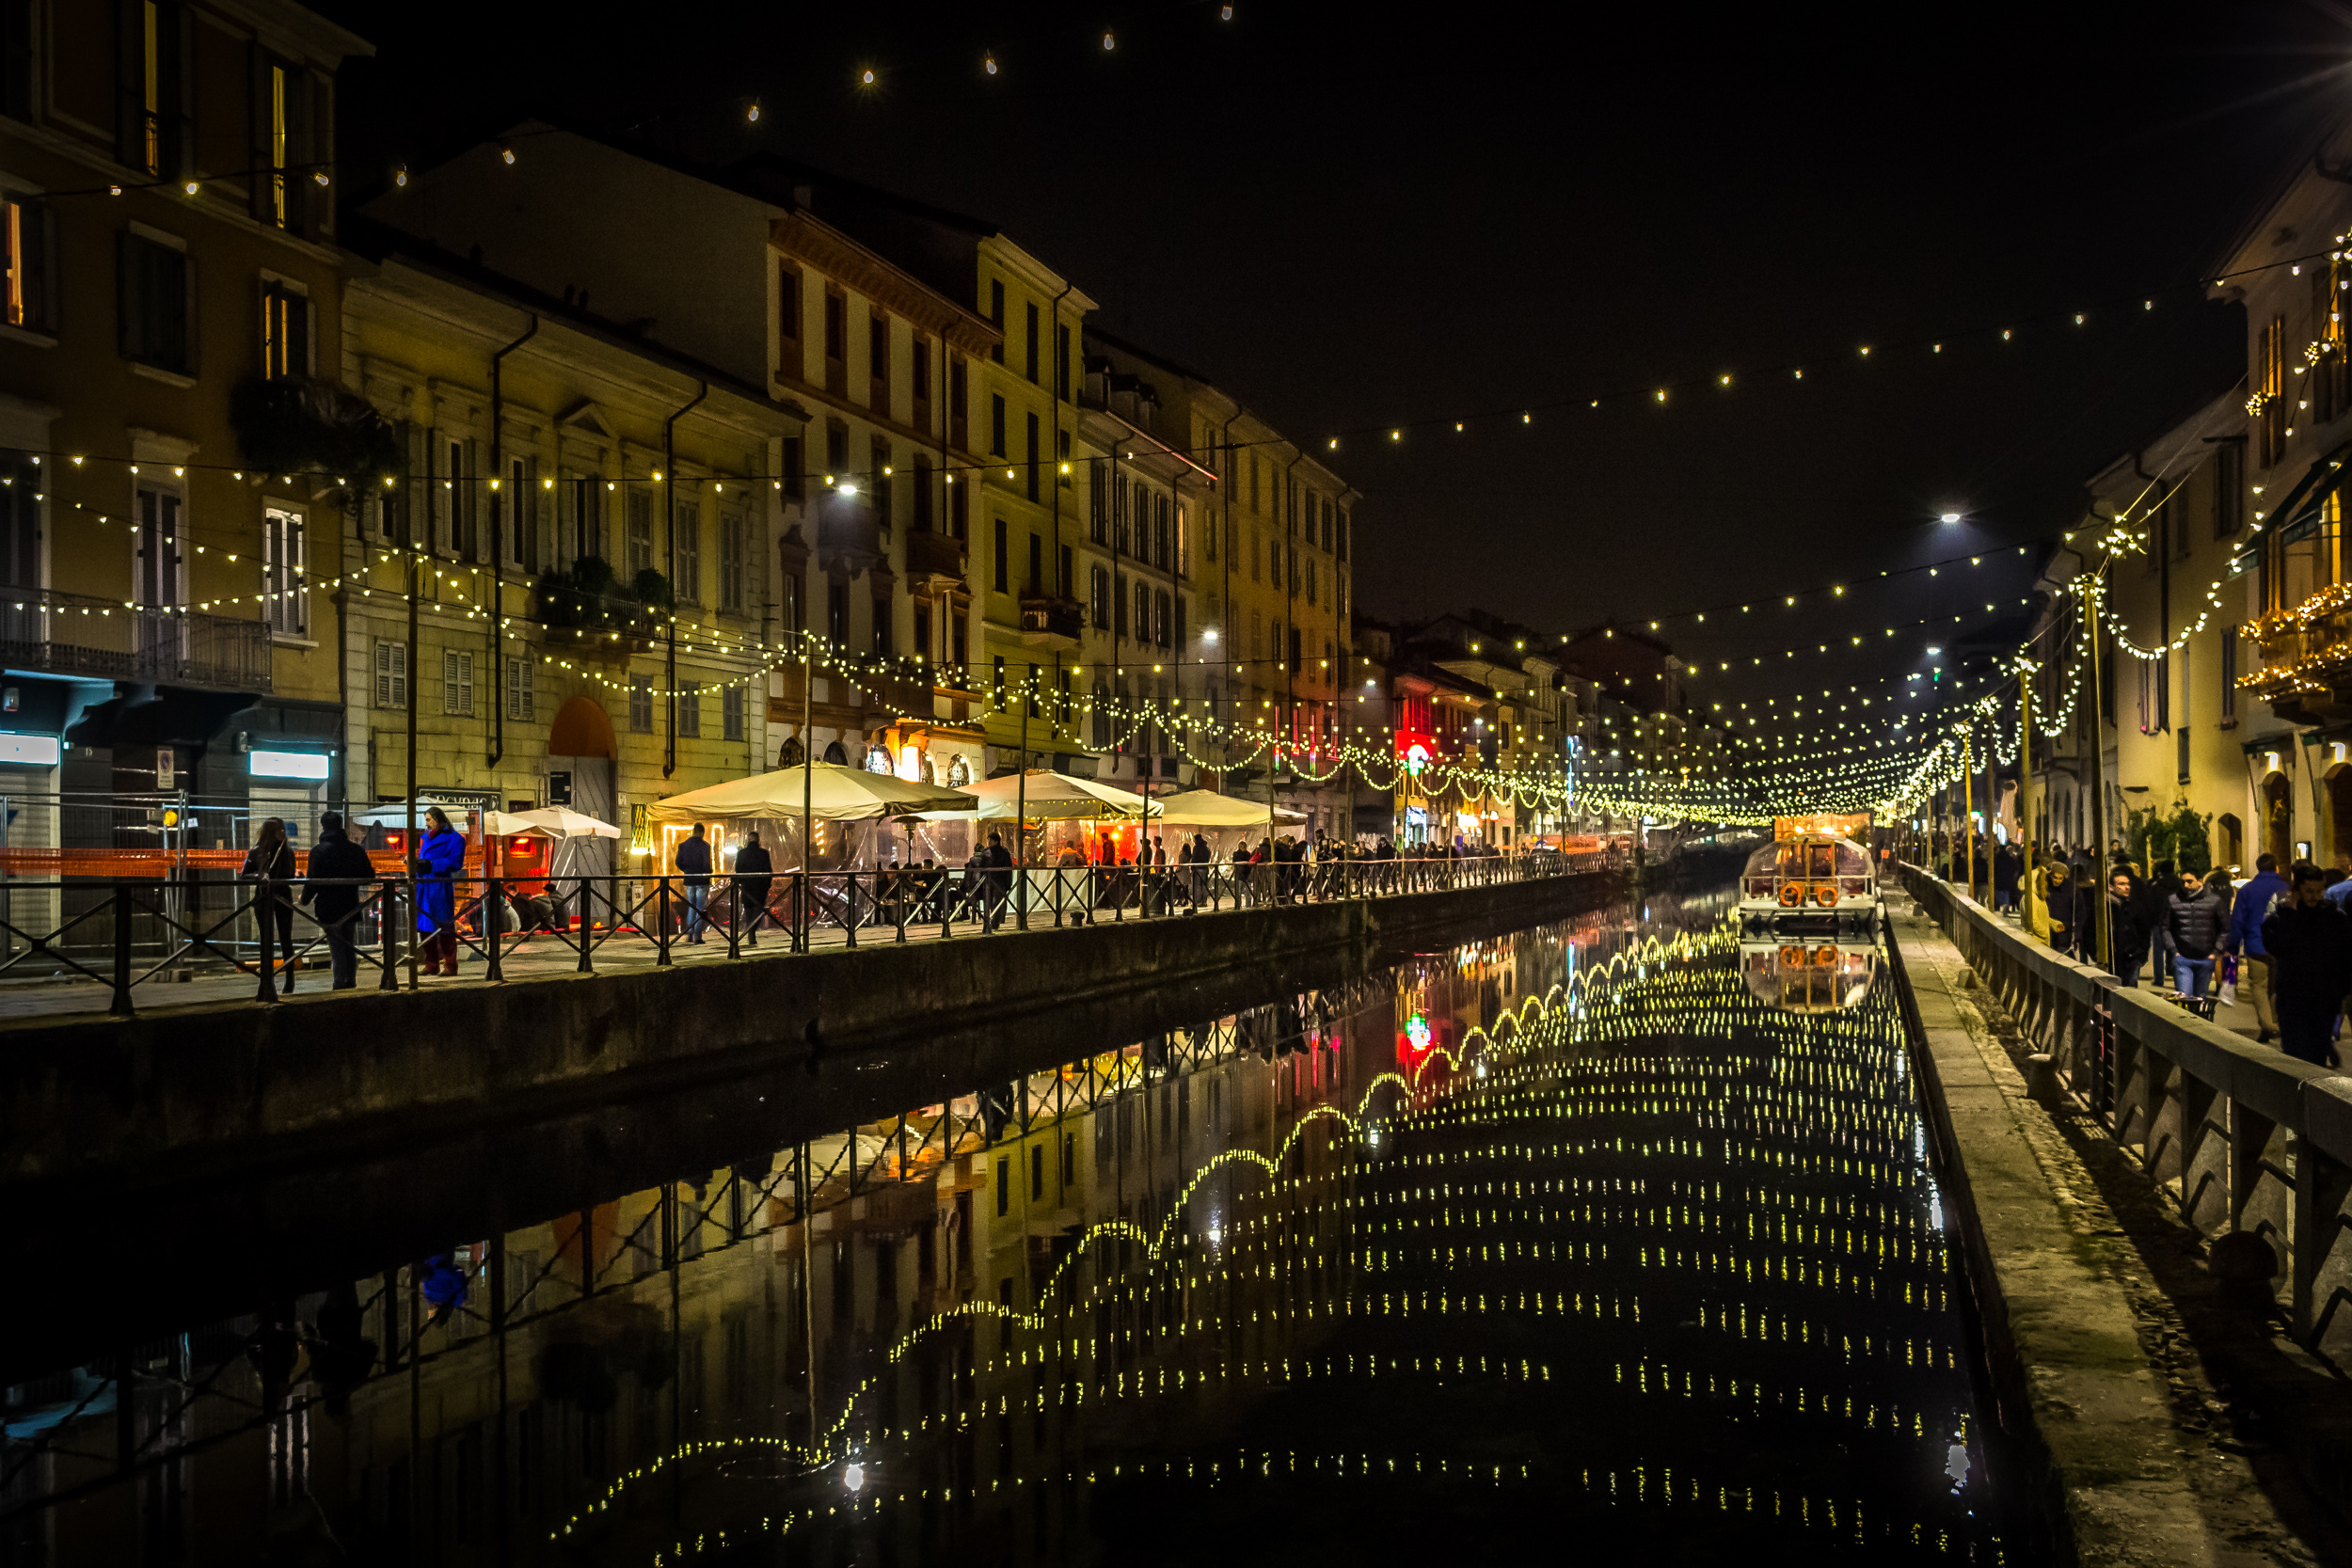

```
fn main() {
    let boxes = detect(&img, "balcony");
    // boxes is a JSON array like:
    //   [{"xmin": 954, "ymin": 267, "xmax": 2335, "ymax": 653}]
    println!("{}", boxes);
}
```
[
  {"xmin": 816, "ymin": 497, "xmax": 883, "ymax": 575},
  {"xmin": 534, "ymin": 577, "xmax": 662, "ymax": 657},
  {"xmin": 905, "ymin": 529, "xmax": 967, "ymax": 590},
  {"xmin": 1020, "ymin": 594, "xmax": 1083, "ymax": 650},
  {"xmin": 2241, "ymin": 585, "xmax": 2352, "ymax": 725},
  {"xmin": 0, "ymin": 590, "xmax": 272, "ymax": 693}
]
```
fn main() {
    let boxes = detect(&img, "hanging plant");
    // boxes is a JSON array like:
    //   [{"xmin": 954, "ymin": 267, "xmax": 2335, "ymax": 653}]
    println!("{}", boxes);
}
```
[{"xmin": 230, "ymin": 376, "xmax": 405, "ymax": 512}]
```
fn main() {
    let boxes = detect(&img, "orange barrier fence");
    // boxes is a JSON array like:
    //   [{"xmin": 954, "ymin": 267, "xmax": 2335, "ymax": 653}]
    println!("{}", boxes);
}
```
[{"xmin": 0, "ymin": 847, "xmax": 497, "ymax": 877}]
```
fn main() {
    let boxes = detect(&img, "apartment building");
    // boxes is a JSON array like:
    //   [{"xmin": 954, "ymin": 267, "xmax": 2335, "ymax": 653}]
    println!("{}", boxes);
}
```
[
  {"xmin": 1085, "ymin": 329, "xmax": 1360, "ymax": 834},
  {"xmin": 0, "ymin": 0, "xmax": 368, "ymax": 855},
  {"xmin": 337, "ymin": 225, "xmax": 797, "ymax": 863},
  {"xmin": 367, "ymin": 122, "xmax": 1005, "ymax": 800}
]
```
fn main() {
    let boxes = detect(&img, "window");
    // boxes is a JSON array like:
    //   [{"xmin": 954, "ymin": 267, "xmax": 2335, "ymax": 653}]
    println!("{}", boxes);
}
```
[
  {"xmin": 373, "ymin": 640, "xmax": 406, "ymax": 707},
  {"xmin": 628, "ymin": 673, "xmax": 653, "ymax": 732},
  {"xmin": 571, "ymin": 478, "xmax": 603, "ymax": 563},
  {"xmin": 949, "ymin": 472, "xmax": 967, "ymax": 539},
  {"xmin": 871, "ymin": 437, "xmax": 893, "ymax": 531},
  {"xmin": 1090, "ymin": 564, "xmax": 1109, "ymax": 631},
  {"xmin": 1024, "ymin": 301, "xmax": 1039, "ymax": 383},
  {"xmin": 991, "ymin": 394, "xmax": 1007, "ymax": 457},
  {"xmin": 1115, "ymin": 573, "xmax": 1128, "ymax": 638},
  {"xmin": 913, "ymin": 454, "xmax": 932, "ymax": 530},
  {"xmin": 1176, "ymin": 505, "xmax": 1189, "ymax": 576},
  {"xmin": 675, "ymin": 499, "xmax": 701, "ymax": 603},
  {"xmin": 625, "ymin": 489, "xmax": 654, "ymax": 577},
  {"xmin": 993, "ymin": 517, "xmax": 1008, "ymax": 592},
  {"xmin": 506, "ymin": 656, "xmax": 533, "ymax": 721},
  {"xmin": 2, "ymin": 194, "xmax": 51, "ymax": 331},
  {"xmin": 119, "ymin": 0, "xmax": 183, "ymax": 175},
  {"xmin": 1055, "ymin": 321, "xmax": 1070, "ymax": 400},
  {"xmin": 677, "ymin": 681, "xmax": 701, "ymax": 738},
  {"xmin": 950, "ymin": 605, "xmax": 967, "ymax": 672},
  {"xmin": 912, "ymin": 338, "xmax": 930, "ymax": 408},
  {"xmin": 782, "ymin": 436, "xmax": 803, "ymax": 500},
  {"xmin": 508, "ymin": 455, "xmax": 538, "ymax": 571},
  {"xmin": 949, "ymin": 357, "xmax": 968, "ymax": 449},
  {"xmin": 1155, "ymin": 589, "xmax": 1172, "ymax": 648},
  {"xmin": 2220, "ymin": 626, "xmax": 2239, "ymax": 729},
  {"xmin": 255, "ymin": 57, "xmax": 308, "ymax": 231},
  {"xmin": 135, "ymin": 485, "xmax": 179, "ymax": 608},
  {"xmin": 1027, "ymin": 531, "xmax": 1042, "ymax": 594},
  {"xmin": 869, "ymin": 311, "xmax": 888, "ymax": 390},
  {"xmin": 442, "ymin": 649, "xmax": 474, "ymax": 716},
  {"xmin": 119, "ymin": 230, "xmax": 191, "ymax": 373},
  {"xmin": 0, "ymin": 0, "xmax": 28, "ymax": 122},
  {"xmin": 776, "ymin": 261, "xmax": 801, "ymax": 369},
  {"xmin": 1058, "ymin": 542, "xmax": 1073, "ymax": 596},
  {"xmin": 0, "ymin": 454, "xmax": 35, "ymax": 589},
  {"xmin": 723, "ymin": 684, "xmax": 744, "ymax": 741},
  {"xmin": 1090, "ymin": 462, "xmax": 1107, "ymax": 544},
  {"xmin": 1135, "ymin": 579, "xmax": 1149, "ymax": 641},
  {"xmin": 1249, "ymin": 529, "xmax": 1261, "ymax": 582},
  {"xmin": 913, "ymin": 602, "xmax": 931, "ymax": 663},
  {"xmin": 2177, "ymin": 724, "xmax": 2191, "ymax": 785},
  {"xmin": 1338, "ymin": 510, "xmax": 1350, "ymax": 561},
  {"xmin": 1252, "ymin": 609, "xmax": 1263, "ymax": 659},
  {"xmin": 262, "ymin": 505, "xmax": 305, "ymax": 636},
  {"xmin": 823, "ymin": 291, "xmax": 845, "ymax": 364},
  {"xmin": 719, "ymin": 511, "xmax": 745, "ymax": 611},
  {"xmin": 1025, "ymin": 411, "xmax": 1040, "ymax": 501},
  {"xmin": 988, "ymin": 279, "xmax": 1005, "ymax": 362},
  {"xmin": 825, "ymin": 420, "xmax": 848, "ymax": 474},
  {"xmin": 2216, "ymin": 441, "xmax": 2244, "ymax": 538},
  {"xmin": 1153, "ymin": 494, "xmax": 1169, "ymax": 568}
]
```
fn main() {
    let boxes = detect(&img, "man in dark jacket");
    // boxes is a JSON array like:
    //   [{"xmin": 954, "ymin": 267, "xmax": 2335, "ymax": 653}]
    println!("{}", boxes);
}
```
[
  {"xmin": 2166, "ymin": 869, "xmax": 2226, "ymax": 999},
  {"xmin": 299, "ymin": 811, "xmax": 379, "ymax": 990},
  {"xmin": 2260, "ymin": 863, "xmax": 2352, "ymax": 1067},
  {"xmin": 2228, "ymin": 853, "xmax": 2292, "ymax": 1043},
  {"xmin": 675, "ymin": 823, "xmax": 713, "ymax": 943},
  {"xmin": 735, "ymin": 831, "xmax": 775, "ymax": 944},
  {"xmin": 1993, "ymin": 843, "xmax": 2022, "ymax": 913}
]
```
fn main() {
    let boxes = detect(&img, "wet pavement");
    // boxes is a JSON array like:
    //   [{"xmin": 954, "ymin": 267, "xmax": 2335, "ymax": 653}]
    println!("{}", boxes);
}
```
[{"xmin": 0, "ymin": 889, "xmax": 2022, "ymax": 1564}]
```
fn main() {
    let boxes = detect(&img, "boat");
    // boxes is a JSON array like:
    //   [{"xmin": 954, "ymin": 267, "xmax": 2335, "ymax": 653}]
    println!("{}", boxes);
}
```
[
  {"xmin": 1738, "ymin": 937, "xmax": 1881, "ymax": 1013},
  {"xmin": 1737, "ymin": 813, "xmax": 1881, "ymax": 934}
]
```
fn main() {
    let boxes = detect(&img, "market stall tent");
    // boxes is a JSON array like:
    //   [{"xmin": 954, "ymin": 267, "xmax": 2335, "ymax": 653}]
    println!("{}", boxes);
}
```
[{"xmin": 644, "ymin": 763, "xmax": 975, "ymax": 824}]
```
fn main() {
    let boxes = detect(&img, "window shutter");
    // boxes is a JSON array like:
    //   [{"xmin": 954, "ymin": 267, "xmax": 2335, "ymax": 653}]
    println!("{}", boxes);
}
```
[
  {"xmin": 115, "ymin": 0, "xmax": 145, "ymax": 167},
  {"xmin": 374, "ymin": 640, "xmax": 406, "ymax": 706},
  {"xmin": 445, "ymin": 649, "xmax": 472, "ymax": 714}
]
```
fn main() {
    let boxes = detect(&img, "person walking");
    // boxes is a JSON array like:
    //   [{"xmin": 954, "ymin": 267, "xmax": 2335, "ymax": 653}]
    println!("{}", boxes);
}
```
[
  {"xmin": 2261, "ymin": 862, "xmax": 2352, "ymax": 1067},
  {"xmin": 2167, "ymin": 868, "xmax": 2226, "ymax": 1001},
  {"xmin": 240, "ymin": 816, "xmax": 299, "ymax": 993},
  {"xmin": 675, "ymin": 823, "xmax": 713, "ymax": 943},
  {"xmin": 2227, "ymin": 851, "xmax": 2291, "ymax": 1043},
  {"xmin": 413, "ymin": 807, "xmax": 469, "ymax": 975},
  {"xmin": 299, "ymin": 811, "xmax": 378, "ymax": 990},
  {"xmin": 2041, "ymin": 860, "xmax": 2074, "ymax": 952},
  {"xmin": 1993, "ymin": 842, "xmax": 2021, "ymax": 914},
  {"xmin": 983, "ymin": 830, "xmax": 1013, "ymax": 932},
  {"xmin": 735, "ymin": 830, "xmax": 775, "ymax": 943},
  {"xmin": 2106, "ymin": 867, "xmax": 2156, "ymax": 987}
]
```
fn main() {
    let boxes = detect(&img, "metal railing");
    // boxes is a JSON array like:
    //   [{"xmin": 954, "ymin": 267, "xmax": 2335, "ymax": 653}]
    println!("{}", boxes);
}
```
[
  {"xmin": 0, "ymin": 848, "xmax": 1619, "ymax": 1017},
  {"xmin": 1897, "ymin": 864, "xmax": 2352, "ymax": 1364},
  {"xmin": 0, "ymin": 587, "xmax": 274, "ymax": 693}
]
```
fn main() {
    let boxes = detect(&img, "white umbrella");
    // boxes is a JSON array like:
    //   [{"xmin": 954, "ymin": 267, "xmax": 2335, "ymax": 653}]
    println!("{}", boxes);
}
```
[
  {"xmin": 351, "ymin": 802, "xmax": 548, "ymax": 837},
  {"xmin": 930, "ymin": 768, "xmax": 1161, "ymax": 821},
  {"xmin": 1151, "ymin": 788, "xmax": 1306, "ymax": 826},
  {"xmin": 644, "ymin": 762, "xmax": 975, "ymax": 824},
  {"xmin": 502, "ymin": 804, "xmax": 622, "ymax": 839}
]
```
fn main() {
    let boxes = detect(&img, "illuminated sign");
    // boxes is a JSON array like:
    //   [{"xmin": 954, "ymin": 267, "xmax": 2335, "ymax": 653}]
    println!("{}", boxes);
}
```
[
  {"xmin": 248, "ymin": 750, "xmax": 329, "ymax": 781},
  {"xmin": 1394, "ymin": 729, "xmax": 1434, "ymax": 777}
]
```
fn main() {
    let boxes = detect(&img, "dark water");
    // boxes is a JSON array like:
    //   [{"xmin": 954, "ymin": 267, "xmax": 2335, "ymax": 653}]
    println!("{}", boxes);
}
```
[{"xmin": 1, "ymin": 891, "xmax": 2017, "ymax": 1565}]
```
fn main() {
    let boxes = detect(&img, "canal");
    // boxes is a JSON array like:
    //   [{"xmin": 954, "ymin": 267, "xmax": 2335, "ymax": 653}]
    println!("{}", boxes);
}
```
[{"xmin": 1, "ymin": 889, "xmax": 2018, "ymax": 1564}]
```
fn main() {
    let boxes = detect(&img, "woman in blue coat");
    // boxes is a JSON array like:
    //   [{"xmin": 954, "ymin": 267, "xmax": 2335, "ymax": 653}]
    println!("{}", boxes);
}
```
[{"xmin": 413, "ymin": 806, "xmax": 469, "ymax": 974}]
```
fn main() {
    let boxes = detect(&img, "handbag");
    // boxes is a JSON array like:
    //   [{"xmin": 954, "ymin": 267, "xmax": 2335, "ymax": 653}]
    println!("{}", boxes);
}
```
[{"xmin": 2218, "ymin": 952, "xmax": 2239, "ymax": 1008}]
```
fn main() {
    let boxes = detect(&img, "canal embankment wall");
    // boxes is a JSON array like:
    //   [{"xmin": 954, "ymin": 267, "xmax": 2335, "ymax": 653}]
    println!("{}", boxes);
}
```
[
  {"xmin": 1888, "ymin": 878, "xmax": 2352, "ymax": 1566},
  {"xmin": 0, "ymin": 868, "xmax": 1625, "ymax": 1197}
]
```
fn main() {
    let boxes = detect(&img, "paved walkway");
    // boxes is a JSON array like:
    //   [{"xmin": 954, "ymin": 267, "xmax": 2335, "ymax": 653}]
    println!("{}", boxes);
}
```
[{"xmin": 0, "ymin": 879, "xmax": 1498, "ymax": 1027}]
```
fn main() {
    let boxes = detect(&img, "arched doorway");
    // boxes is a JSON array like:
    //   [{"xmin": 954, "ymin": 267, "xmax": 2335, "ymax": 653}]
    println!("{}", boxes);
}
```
[
  {"xmin": 2328, "ymin": 767, "xmax": 2352, "ymax": 867},
  {"xmin": 2263, "ymin": 771, "xmax": 2294, "ymax": 869},
  {"xmin": 2217, "ymin": 812, "xmax": 2244, "ymax": 871},
  {"xmin": 547, "ymin": 695, "xmax": 618, "ymax": 883}
]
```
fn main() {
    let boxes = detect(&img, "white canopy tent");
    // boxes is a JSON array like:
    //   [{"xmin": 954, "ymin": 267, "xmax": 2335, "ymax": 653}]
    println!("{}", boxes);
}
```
[
  {"xmin": 644, "ymin": 763, "xmax": 975, "ymax": 825},
  {"xmin": 919, "ymin": 768, "xmax": 1162, "ymax": 822},
  {"xmin": 1149, "ymin": 789, "xmax": 1306, "ymax": 827}
]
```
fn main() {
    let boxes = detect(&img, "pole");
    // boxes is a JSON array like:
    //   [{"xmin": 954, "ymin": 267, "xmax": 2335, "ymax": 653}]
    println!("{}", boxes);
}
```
[
  {"xmin": 1015, "ymin": 690, "xmax": 1029, "ymax": 931},
  {"xmin": 2018, "ymin": 657, "xmax": 2035, "ymax": 876},
  {"xmin": 1962, "ymin": 723, "xmax": 1974, "ymax": 903},
  {"xmin": 2086, "ymin": 578, "xmax": 2113, "ymax": 974},
  {"xmin": 405, "ymin": 443, "xmax": 421, "ymax": 991}
]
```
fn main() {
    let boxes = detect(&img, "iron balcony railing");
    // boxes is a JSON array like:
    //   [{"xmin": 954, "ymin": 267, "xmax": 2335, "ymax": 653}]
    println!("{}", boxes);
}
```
[{"xmin": 0, "ymin": 587, "xmax": 273, "ymax": 693}]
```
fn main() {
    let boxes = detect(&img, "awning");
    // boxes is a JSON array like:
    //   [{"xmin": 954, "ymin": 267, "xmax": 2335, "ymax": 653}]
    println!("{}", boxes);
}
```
[
  {"xmin": 644, "ymin": 762, "xmax": 975, "ymax": 824},
  {"xmin": 2256, "ymin": 435, "xmax": 2352, "ymax": 547}
]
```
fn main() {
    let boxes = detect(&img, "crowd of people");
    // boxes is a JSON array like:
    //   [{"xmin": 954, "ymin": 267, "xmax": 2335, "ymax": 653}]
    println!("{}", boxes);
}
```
[{"xmin": 1944, "ymin": 837, "xmax": 2346, "ymax": 1069}]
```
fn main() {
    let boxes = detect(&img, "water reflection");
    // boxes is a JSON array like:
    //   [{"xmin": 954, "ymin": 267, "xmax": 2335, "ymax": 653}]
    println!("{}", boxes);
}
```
[{"xmin": 1, "ymin": 892, "xmax": 2013, "ymax": 1564}]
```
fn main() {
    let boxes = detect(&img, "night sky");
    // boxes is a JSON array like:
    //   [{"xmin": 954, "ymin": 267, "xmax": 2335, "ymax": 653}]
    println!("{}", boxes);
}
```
[{"xmin": 322, "ymin": 0, "xmax": 2344, "ymax": 714}]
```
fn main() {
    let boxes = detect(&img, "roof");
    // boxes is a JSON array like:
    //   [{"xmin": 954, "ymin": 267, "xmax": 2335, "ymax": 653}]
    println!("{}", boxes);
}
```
[{"xmin": 342, "ymin": 214, "xmax": 801, "ymax": 419}]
